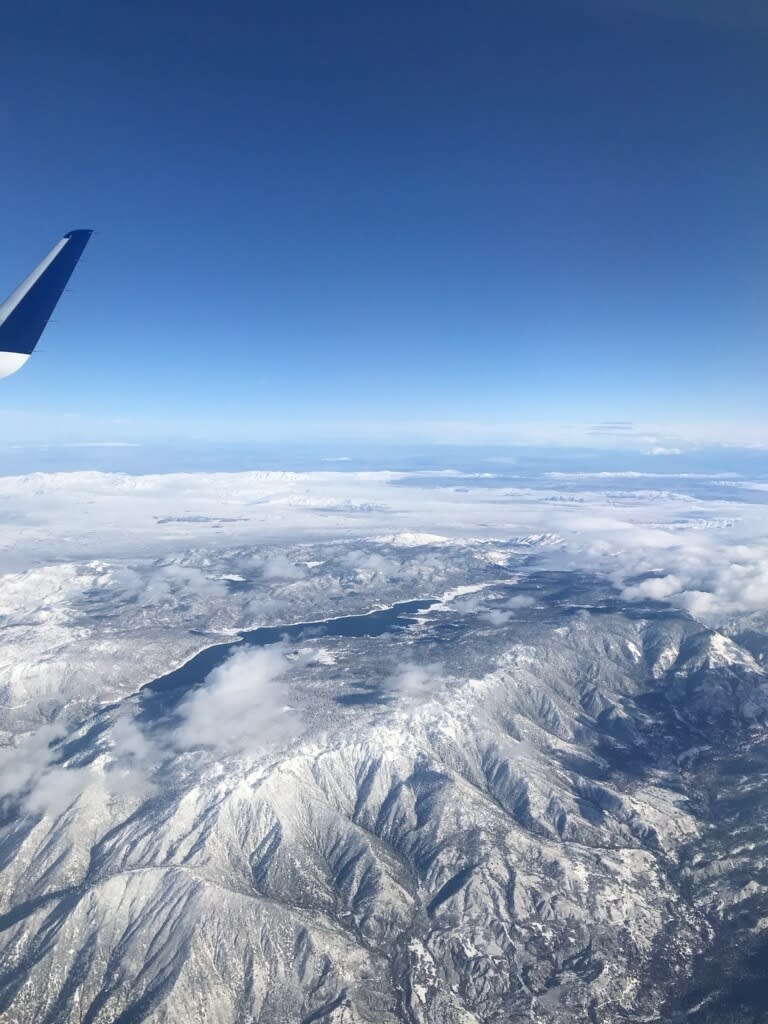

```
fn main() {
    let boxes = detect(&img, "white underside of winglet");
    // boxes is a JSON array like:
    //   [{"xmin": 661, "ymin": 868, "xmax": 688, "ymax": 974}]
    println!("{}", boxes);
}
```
[{"xmin": 0, "ymin": 351, "xmax": 30, "ymax": 378}]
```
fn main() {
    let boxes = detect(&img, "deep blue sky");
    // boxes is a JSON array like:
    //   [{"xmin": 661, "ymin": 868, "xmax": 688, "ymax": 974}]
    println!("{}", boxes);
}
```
[{"xmin": 1, "ymin": 0, "xmax": 766, "ymax": 446}]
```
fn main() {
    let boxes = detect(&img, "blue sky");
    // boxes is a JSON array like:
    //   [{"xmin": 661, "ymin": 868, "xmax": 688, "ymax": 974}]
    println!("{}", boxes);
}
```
[{"xmin": 1, "ymin": 0, "xmax": 766, "ymax": 447}]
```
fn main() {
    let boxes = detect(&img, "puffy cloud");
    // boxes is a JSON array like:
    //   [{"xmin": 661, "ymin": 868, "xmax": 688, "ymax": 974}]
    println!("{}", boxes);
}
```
[
  {"xmin": 481, "ymin": 609, "xmax": 515, "ymax": 626},
  {"xmin": 383, "ymin": 660, "xmax": 444, "ymax": 697},
  {"xmin": 564, "ymin": 525, "xmax": 768, "ymax": 625},
  {"xmin": 0, "ymin": 723, "xmax": 65, "ymax": 799},
  {"xmin": 450, "ymin": 591, "xmax": 535, "ymax": 625},
  {"xmin": 342, "ymin": 550, "xmax": 399, "ymax": 576},
  {"xmin": 254, "ymin": 554, "xmax": 307, "ymax": 581},
  {"xmin": 622, "ymin": 574, "xmax": 683, "ymax": 601},
  {"xmin": 450, "ymin": 592, "xmax": 489, "ymax": 615},
  {"xmin": 101, "ymin": 714, "xmax": 161, "ymax": 800},
  {"xmin": 175, "ymin": 645, "xmax": 303, "ymax": 755},
  {"xmin": 141, "ymin": 564, "xmax": 228, "ymax": 604},
  {"xmin": 679, "ymin": 590, "xmax": 718, "ymax": 618},
  {"xmin": 23, "ymin": 765, "xmax": 92, "ymax": 817},
  {"xmin": 0, "ymin": 707, "xmax": 164, "ymax": 818},
  {"xmin": 480, "ymin": 594, "xmax": 537, "ymax": 625}
]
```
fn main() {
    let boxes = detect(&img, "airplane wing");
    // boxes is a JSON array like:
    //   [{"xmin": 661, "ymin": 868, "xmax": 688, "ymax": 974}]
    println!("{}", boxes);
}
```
[{"xmin": 0, "ymin": 229, "xmax": 92, "ymax": 379}]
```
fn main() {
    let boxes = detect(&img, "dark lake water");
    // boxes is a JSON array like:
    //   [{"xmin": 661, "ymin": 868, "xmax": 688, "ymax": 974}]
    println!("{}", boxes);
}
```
[
  {"xmin": 137, "ymin": 598, "xmax": 436, "ymax": 721},
  {"xmin": 49, "ymin": 597, "xmax": 437, "ymax": 768},
  {"xmin": 54, "ymin": 572, "xmax": 670, "ymax": 766}
]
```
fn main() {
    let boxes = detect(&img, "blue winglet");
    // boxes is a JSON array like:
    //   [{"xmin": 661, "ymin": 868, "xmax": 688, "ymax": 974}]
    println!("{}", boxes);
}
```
[{"xmin": 0, "ymin": 229, "xmax": 92, "ymax": 378}]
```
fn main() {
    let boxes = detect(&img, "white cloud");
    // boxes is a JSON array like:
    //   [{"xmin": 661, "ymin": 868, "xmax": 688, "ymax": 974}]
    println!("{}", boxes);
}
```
[
  {"xmin": 0, "ymin": 709, "xmax": 163, "ymax": 817},
  {"xmin": 449, "ymin": 591, "xmax": 535, "ymax": 625},
  {"xmin": 254, "ymin": 554, "xmax": 307, "ymax": 581},
  {"xmin": 175, "ymin": 645, "xmax": 303, "ymax": 755},
  {"xmin": 383, "ymin": 660, "xmax": 444, "ymax": 697},
  {"xmin": 102, "ymin": 714, "xmax": 161, "ymax": 800},
  {"xmin": 622, "ymin": 574, "xmax": 683, "ymax": 601},
  {"xmin": 563, "ymin": 526, "xmax": 768, "ymax": 625},
  {"xmin": 0, "ymin": 723, "xmax": 65, "ymax": 799},
  {"xmin": 23, "ymin": 765, "xmax": 92, "ymax": 817},
  {"xmin": 142, "ymin": 564, "xmax": 228, "ymax": 604},
  {"xmin": 342, "ymin": 549, "xmax": 399, "ymax": 575}
]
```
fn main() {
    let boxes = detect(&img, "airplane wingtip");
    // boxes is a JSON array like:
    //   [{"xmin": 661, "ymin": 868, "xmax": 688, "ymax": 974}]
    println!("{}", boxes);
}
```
[{"xmin": 0, "ymin": 230, "xmax": 94, "ymax": 376}]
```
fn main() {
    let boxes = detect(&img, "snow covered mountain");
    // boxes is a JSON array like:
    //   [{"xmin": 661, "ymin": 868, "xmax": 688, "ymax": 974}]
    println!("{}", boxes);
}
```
[
  {"xmin": 2, "ymin": 570, "xmax": 768, "ymax": 1023},
  {"xmin": 2, "ymin": 466, "xmax": 768, "ymax": 1022}
]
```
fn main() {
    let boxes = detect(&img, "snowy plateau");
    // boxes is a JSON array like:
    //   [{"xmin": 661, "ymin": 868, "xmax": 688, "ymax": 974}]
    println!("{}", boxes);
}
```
[{"xmin": 2, "ymin": 464, "xmax": 768, "ymax": 1022}]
